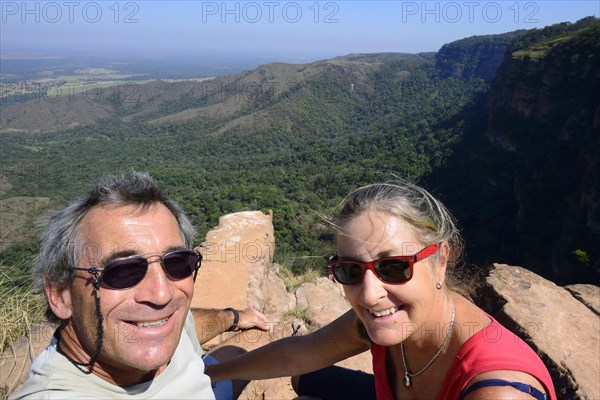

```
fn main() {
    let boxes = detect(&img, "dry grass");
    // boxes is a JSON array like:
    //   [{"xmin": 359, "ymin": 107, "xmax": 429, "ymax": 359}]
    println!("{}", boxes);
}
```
[
  {"xmin": 0, "ymin": 264, "xmax": 45, "ymax": 399},
  {"xmin": 282, "ymin": 306, "xmax": 311, "ymax": 326},
  {"xmin": 0, "ymin": 265, "xmax": 45, "ymax": 355},
  {"xmin": 276, "ymin": 263, "xmax": 322, "ymax": 293}
]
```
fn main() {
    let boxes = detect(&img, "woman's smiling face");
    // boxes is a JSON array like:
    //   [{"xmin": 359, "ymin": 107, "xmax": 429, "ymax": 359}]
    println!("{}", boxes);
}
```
[{"xmin": 338, "ymin": 209, "xmax": 444, "ymax": 346}]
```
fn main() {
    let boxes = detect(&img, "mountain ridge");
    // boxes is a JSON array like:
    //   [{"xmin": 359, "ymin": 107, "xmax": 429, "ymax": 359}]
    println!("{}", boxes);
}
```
[{"xmin": 0, "ymin": 53, "xmax": 445, "ymax": 134}]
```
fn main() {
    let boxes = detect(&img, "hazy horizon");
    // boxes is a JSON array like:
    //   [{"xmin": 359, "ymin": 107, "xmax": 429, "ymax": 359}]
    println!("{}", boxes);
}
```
[{"xmin": 2, "ymin": 1, "xmax": 598, "ymax": 62}]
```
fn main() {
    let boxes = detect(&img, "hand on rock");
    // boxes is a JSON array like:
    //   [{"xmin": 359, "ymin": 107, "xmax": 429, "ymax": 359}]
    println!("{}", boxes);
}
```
[{"xmin": 235, "ymin": 309, "xmax": 270, "ymax": 332}]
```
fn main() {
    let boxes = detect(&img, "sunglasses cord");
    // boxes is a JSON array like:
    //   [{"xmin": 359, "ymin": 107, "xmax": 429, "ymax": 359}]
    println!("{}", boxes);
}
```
[{"xmin": 57, "ymin": 286, "xmax": 104, "ymax": 375}]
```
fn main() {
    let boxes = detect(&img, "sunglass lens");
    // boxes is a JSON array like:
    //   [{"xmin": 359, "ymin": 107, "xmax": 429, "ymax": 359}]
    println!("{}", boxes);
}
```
[
  {"xmin": 375, "ymin": 259, "xmax": 411, "ymax": 283},
  {"xmin": 163, "ymin": 251, "xmax": 198, "ymax": 280},
  {"xmin": 102, "ymin": 257, "xmax": 148, "ymax": 289},
  {"xmin": 333, "ymin": 263, "xmax": 363, "ymax": 285}
]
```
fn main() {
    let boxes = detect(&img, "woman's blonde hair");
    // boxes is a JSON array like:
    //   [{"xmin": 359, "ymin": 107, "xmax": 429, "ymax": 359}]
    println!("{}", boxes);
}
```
[{"xmin": 333, "ymin": 181, "xmax": 470, "ymax": 298}]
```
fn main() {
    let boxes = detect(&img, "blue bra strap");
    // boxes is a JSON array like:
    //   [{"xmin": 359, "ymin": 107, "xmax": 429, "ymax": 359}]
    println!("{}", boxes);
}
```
[{"xmin": 459, "ymin": 378, "xmax": 548, "ymax": 400}]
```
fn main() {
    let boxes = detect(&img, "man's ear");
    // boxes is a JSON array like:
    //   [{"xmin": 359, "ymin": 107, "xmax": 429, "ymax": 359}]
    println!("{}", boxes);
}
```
[{"xmin": 44, "ymin": 278, "xmax": 73, "ymax": 320}]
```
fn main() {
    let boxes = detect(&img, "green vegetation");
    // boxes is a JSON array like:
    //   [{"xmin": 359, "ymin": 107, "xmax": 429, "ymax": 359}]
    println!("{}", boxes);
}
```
[
  {"xmin": 0, "ymin": 52, "xmax": 487, "ymax": 276},
  {"xmin": 572, "ymin": 249, "xmax": 591, "ymax": 268},
  {"xmin": 277, "ymin": 263, "xmax": 322, "ymax": 293},
  {"xmin": 0, "ymin": 19, "xmax": 598, "ymax": 344},
  {"xmin": 512, "ymin": 36, "xmax": 572, "ymax": 59},
  {"xmin": 435, "ymin": 31, "xmax": 527, "ymax": 81},
  {"xmin": 508, "ymin": 16, "xmax": 599, "ymax": 55}
]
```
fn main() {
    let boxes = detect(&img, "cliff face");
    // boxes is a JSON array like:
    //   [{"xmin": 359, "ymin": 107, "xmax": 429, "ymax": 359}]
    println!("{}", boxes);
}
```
[
  {"xmin": 430, "ymin": 18, "xmax": 600, "ymax": 284},
  {"xmin": 484, "ymin": 21, "xmax": 600, "ymax": 281},
  {"xmin": 487, "ymin": 21, "xmax": 600, "ymax": 123},
  {"xmin": 435, "ymin": 32, "xmax": 525, "ymax": 82}
]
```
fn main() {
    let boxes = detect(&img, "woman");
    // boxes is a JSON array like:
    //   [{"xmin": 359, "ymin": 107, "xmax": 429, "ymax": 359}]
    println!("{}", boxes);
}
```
[{"xmin": 207, "ymin": 182, "xmax": 556, "ymax": 400}]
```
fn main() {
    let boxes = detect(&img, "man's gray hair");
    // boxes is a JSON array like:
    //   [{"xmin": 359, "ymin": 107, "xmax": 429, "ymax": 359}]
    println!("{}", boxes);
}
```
[{"xmin": 36, "ymin": 172, "xmax": 196, "ymax": 322}]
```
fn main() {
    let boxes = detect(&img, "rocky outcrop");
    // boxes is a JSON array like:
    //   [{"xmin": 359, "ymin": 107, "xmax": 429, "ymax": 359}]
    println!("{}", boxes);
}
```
[
  {"xmin": 191, "ymin": 210, "xmax": 276, "ymax": 313},
  {"xmin": 564, "ymin": 284, "xmax": 600, "ymax": 316},
  {"xmin": 474, "ymin": 264, "xmax": 600, "ymax": 400},
  {"xmin": 191, "ymin": 211, "xmax": 371, "ymax": 399}
]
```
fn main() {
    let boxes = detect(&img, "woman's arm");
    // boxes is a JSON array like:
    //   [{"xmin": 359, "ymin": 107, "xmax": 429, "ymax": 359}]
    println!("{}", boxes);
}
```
[{"xmin": 206, "ymin": 309, "xmax": 370, "ymax": 382}]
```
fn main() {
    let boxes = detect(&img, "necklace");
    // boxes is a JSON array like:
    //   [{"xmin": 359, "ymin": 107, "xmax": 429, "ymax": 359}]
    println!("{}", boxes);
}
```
[{"xmin": 401, "ymin": 302, "xmax": 455, "ymax": 388}]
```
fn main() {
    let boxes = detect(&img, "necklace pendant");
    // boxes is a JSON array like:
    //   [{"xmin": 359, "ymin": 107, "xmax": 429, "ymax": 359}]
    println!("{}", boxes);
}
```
[{"xmin": 403, "ymin": 372, "xmax": 411, "ymax": 388}]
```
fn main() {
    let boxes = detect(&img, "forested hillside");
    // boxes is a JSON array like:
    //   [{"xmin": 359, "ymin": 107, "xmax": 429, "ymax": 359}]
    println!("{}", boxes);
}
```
[
  {"xmin": 427, "ymin": 17, "xmax": 600, "ymax": 284},
  {"xmin": 1, "ymin": 18, "xmax": 598, "ymax": 285}
]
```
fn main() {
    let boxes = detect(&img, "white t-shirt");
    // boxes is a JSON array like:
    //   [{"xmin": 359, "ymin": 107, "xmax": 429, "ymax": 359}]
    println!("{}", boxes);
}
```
[{"xmin": 10, "ymin": 312, "xmax": 215, "ymax": 400}]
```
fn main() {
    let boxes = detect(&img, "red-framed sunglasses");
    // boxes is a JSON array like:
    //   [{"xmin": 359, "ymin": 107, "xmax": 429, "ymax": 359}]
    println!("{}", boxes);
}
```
[
  {"xmin": 327, "ymin": 243, "xmax": 440, "ymax": 285},
  {"xmin": 73, "ymin": 249, "xmax": 201, "ymax": 290}
]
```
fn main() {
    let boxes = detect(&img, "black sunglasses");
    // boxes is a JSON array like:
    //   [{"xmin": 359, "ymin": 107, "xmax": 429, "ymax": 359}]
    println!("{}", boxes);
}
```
[
  {"xmin": 327, "ymin": 243, "xmax": 440, "ymax": 285},
  {"xmin": 73, "ymin": 249, "xmax": 201, "ymax": 290}
]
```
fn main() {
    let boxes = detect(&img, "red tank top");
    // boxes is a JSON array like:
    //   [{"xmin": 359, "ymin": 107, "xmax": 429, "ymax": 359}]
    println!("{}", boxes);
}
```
[{"xmin": 371, "ymin": 316, "xmax": 556, "ymax": 399}]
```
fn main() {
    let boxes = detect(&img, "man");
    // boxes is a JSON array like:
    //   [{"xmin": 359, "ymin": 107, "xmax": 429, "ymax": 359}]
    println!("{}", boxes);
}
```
[{"xmin": 10, "ymin": 172, "xmax": 268, "ymax": 399}]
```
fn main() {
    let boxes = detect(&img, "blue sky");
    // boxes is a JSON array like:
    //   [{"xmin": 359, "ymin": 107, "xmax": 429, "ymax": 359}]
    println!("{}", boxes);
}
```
[{"xmin": 1, "ymin": 1, "xmax": 599, "ymax": 61}]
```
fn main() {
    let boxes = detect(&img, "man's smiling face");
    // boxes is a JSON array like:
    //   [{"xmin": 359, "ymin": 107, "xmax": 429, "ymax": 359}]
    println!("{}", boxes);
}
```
[{"xmin": 58, "ymin": 203, "xmax": 194, "ymax": 385}]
